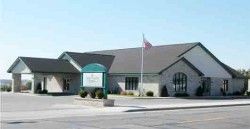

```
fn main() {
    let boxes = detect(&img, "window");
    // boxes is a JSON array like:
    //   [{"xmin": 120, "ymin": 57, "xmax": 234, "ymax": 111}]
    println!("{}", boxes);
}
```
[
  {"xmin": 223, "ymin": 80, "xmax": 229, "ymax": 92},
  {"xmin": 63, "ymin": 78, "xmax": 71, "ymax": 91},
  {"xmin": 125, "ymin": 77, "xmax": 139, "ymax": 90},
  {"xmin": 202, "ymin": 77, "xmax": 211, "ymax": 93},
  {"xmin": 173, "ymin": 72, "xmax": 187, "ymax": 92}
]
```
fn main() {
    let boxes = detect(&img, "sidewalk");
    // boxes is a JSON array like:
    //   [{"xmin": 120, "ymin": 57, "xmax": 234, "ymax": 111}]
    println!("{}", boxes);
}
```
[
  {"xmin": 123, "ymin": 100, "xmax": 250, "ymax": 112},
  {"xmin": 109, "ymin": 95, "xmax": 250, "ymax": 112}
]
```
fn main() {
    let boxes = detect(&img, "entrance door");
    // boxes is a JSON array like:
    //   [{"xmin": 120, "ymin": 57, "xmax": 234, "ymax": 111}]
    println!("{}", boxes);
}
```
[
  {"xmin": 63, "ymin": 78, "xmax": 71, "ymax": 92},
  {"xmin": 202, "ymin": 77, "xmax": 211, "ymax": 96}
]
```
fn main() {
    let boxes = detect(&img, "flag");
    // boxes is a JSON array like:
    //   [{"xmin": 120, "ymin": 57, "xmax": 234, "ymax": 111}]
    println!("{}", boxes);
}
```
[{"xmin": 143, "ymin": 36, "xmax": 152, "ymax": 50}]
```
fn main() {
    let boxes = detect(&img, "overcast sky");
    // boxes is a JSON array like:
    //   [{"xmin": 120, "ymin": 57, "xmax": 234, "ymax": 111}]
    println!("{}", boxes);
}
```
[{"xmin": 0, "ymin": 0, "xmax": 250, "ymax": 79}]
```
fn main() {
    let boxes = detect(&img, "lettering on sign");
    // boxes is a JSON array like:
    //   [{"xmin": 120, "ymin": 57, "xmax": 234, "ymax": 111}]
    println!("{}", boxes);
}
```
[{"xmin": 83, "ymin": 73, "xmax": 103, "ymax": 87}]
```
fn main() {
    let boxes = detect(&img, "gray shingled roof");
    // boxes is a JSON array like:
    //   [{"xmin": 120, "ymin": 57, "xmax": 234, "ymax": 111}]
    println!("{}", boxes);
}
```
[
  {"xmin": 90, "ymin": 43, "xmax": 200, "ymax": 74},
  {"xmin": 64, "ymin": 52, "xmax": 115, "ymax": 70},
  {"xmin": 222, "ymin": 63, "xmax": 246, "ymax": 79},
  {"xmin": 8, "ymin": 57, "xmax": 79, "ymax": 73},
  {"xmin": 8, "ymin": 42, "xmax": 244, "ymax": 79}
]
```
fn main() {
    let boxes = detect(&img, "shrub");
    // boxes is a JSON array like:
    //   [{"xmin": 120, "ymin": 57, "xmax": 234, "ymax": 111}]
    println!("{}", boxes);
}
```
[
  {"xmin": 95, "ymin": 90, "xmax": 104, "ymax": 99},
  {"xmin": 79, "ymin": 90, "xmax": 88, "ymax": 98},
  {"xmin": 120, "ymin": 91, "xmax": 127, "ymax": 95},
  {"xmin": 88, "ymin": 88, "xmax": 100, "ymax": 98},
  {"xmin": 146, "ymin": 91, "xmax": 154, "ymax": 97},
  {"xmin": 232, "ymin": 91, "xmax": 241, "ymax": 96},
  {"xmin": 127, "ymin": 91, "xmax": 134, "ymax": 96},
  {"xmin": 89, "ymin": 92, "xmax": 96, "ymax": 98},
  {"xmin": 36, "ymin": 89, "xmax": 42, "ymax": 94},
  {"xmin": 1, "ymin": 86, "xmax": 11, "ymax": 92},
  {"xmin": 196, "ymin": 86, "xmax": 204, "ymax": 96},
  {"xmin": 43, "ymin": 89, "xmax": 48, "ymax": 94},
  {"xmin": 6, "ymin": 86, "xmax": 12, "ymax": 92},
  {"xmin": 174, "ymin": 92, "xmax": 189, "ymax": 97},
  {"xmin": 36, "ymin": 89, "xmax": 48, "ymax": 94},
  {"xmin": 246, "ymin": 92, "xmax": 250, "ymax": 96},
  {"xmin": 160, "ymin": 86, "xmax": 169, "ymax": 97}
]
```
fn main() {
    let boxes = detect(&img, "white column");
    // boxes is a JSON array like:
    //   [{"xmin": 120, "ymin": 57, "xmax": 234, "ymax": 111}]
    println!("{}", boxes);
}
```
[
  {"xmin": 41, "ymin": 80, "xmax": 44, "ymax": 91},
  {"xmin": 12, "ymin": 74, "xmax": 21, "ymax": 93},
  {"xmin": 31, "ymin": 74, "xmax": 37, "ymax": 94}
]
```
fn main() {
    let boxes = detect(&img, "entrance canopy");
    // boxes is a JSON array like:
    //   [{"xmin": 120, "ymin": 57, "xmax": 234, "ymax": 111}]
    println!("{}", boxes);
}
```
[
  {"xmin": 8, "ymin": 57, "xmax": 79, "ymax": 74},
  {"xmin": 7, "ymin": 57, "xmax": 79, "ymax": 93}
]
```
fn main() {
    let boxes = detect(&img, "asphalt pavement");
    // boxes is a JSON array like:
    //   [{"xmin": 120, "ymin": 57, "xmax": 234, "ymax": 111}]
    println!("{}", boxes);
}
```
[{"xmin": 2, "ymin": 105, "xmax": 250, "ymax": 129}]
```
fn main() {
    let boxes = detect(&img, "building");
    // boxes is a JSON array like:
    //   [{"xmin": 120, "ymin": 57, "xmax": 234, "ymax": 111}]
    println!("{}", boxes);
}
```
[
  {"xmin": 248, "ymin": 79, "xmax": 250, "ymax": 92},
  {"xmin": 7, "ymin": 42, "xmax": 246, "ymax": 96}
]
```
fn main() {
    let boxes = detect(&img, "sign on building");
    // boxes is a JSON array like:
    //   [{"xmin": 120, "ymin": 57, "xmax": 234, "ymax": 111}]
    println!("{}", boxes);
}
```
[
  {"xmin": 81, "ymin": 63, "xmax": 108, "ymax": 99},
  {"xmin": 82, "ymin": 73, "xmax": 103, "ymax": 87}
]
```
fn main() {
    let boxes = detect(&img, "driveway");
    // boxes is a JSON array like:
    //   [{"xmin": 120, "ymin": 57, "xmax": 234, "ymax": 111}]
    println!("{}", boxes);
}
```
[
  {"xmin": 1, "ymin": 92, "xmax": 80, "ymax": 112},
  {"xmin": 1, "ymin": 92, "xmax": 250, "ymax": 121}
]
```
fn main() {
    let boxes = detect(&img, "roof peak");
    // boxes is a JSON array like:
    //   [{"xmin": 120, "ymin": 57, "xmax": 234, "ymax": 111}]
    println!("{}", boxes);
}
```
[
  {"xmin": 19, "ymin": 56, "xmax": 69, "ymax": 62},
  {"xmin": 63, "ymin": 42, "xmax": 201, "ymax": 54},
  {"xmin": 90, "ymin": 42, "xmax": 200, "ymax": 53}
]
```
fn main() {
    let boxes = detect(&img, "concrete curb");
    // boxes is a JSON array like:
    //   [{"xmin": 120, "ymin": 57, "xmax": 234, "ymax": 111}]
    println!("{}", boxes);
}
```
[
  {"xmin": 108, "ymin": 95, "xmax": 250, "ymax": 100},
  {"xmin": 124, "ymin": 103, "xmax": 250, "ymax": 112}
]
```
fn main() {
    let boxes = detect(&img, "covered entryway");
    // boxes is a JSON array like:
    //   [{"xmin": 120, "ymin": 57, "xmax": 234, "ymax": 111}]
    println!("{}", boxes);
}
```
[
  {"xmin": 7, "ymin": 57, "xmax": 80, "ymax": 94},
  {"xmin": 7, "ymin": 57, "xmax": 46, "ymax": 93}
]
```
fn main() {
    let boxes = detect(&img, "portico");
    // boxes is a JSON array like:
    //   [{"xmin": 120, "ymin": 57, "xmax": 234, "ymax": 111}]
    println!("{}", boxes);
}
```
[{"xmin": 7, "ymin": 57, "xmax": 80, "ymax": 94}]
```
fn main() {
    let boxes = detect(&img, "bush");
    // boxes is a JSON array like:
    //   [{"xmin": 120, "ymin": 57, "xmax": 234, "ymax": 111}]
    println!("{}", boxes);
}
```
[
  {"xmin": 95, "ymin": 90, "xmax": 104, "ymax": 99},
  {"xmin": 146, "ymin": 91, "xmax": 154, "ymax": 97},
  {"xmin": 36, "ymin": 89, "xmax": 42, "ymax": 94},
  {"xmin": 89, "ymin": 92, "xmax": 96, "ymax": 98},
  {"xmin": 6, "ymin": 86, "xmax": 12, "ymax": 92},
  {"xmin": 43, "ymin": 89, "xmax": 48, "ymax": 94},
  {"xmin": 120, "ymin": 91, "xmax": 127, "ymax": 95},
  {"xmin": 160, "ymin": 86, "xmax": 169, "ymax": 97},
  {"xmin": 246, "ymin": 92, "xmax": 250, "ymax": 96},
  {"xmin": 232, "ymin": 91, "xmax": 241, "ymax": 96},
  {"xmin": 79, "ymin": 90, "xmax": 88, "ymax": 98},
  {"xmin": 36, "ymin": 89, "xmax": 48, "ymax": 94},
  {"xmin": 88, "ymin": 88, "xmax": 100, "ymax": 98},
  {"xmin": 196, "ymin": 86, "xmax": 204, "ymax": 96},
  {"xmin": 174, "ymin": 92, "xmax": 189, "ymax": 97},
  {"xmin": 1, "ymin": 86, "xmax": 11, "ymax": 92},
  {"xmin": 127, "ymin": 91, "xmax": 134, "ymax": 96}
]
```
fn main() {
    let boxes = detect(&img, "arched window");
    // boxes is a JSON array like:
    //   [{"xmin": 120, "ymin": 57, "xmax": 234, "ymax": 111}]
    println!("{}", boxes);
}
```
[{"xmin": 173, "ymin": 72, "xmax": 187, "ymax": 92}]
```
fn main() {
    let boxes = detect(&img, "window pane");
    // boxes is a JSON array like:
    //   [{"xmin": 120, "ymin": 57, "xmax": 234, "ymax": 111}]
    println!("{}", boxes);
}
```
[
  {"xmin": 173, "ymin": 73, "xmax": 187, "ymax": 92},
  {"xmin": 125, "ymin": 77, "xmax": 138, "ymax": 90}
]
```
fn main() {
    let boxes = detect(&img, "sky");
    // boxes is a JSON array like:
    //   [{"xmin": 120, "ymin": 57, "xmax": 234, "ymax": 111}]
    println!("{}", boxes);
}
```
[{"xmin": 0, "ymin": 0, "xmax": 250, "ymax": 79}]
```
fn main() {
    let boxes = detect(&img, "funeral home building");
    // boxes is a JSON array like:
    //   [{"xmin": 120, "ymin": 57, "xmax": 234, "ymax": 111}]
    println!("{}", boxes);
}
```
[{"xmin": 7, "ymin": 42, "xmax": 246, "ymax": 96}]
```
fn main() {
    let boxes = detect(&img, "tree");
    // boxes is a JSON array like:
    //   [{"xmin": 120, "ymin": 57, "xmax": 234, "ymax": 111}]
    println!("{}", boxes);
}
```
[{"xmin": 237, "ymin": 69, "xmax": 250, "ymax": 79}]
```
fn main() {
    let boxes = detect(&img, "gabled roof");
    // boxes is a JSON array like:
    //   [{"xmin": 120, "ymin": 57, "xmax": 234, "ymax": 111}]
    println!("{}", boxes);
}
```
[
  {"xmin": 7, "ymin": 57, "xmax": 79, "ymax": 73},
  {"xmin": 8, "ymin": 42, "xmax": 244, "ymax": 79},
  {"xmin": 90, "ymin": 42, "xmax": 200, "ymax": 74},
  {"xmin": 59, "ymin": 52, "xmax": 115, "ymax": 70},
  {"xmin": 159, "ymin": 57, "xmax": 204, "ymax": 76}
]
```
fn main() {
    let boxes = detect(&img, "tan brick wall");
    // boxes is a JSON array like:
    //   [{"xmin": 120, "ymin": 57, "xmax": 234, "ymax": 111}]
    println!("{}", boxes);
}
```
[{"xmin": 160, "ymin": 60, "xmax": 201, "ymax": 96}]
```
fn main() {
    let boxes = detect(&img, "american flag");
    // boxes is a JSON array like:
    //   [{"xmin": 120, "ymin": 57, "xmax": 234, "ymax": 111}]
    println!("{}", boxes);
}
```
[{"xmin": 143, "ymin": 37, "xmax": 152, "ymax": 50}]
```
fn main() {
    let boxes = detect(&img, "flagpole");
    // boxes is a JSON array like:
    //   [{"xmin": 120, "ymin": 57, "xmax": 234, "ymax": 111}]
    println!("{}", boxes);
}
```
[{"xmin": 140, "ymin": 33, "xmax": 144, "ymax": 96}]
